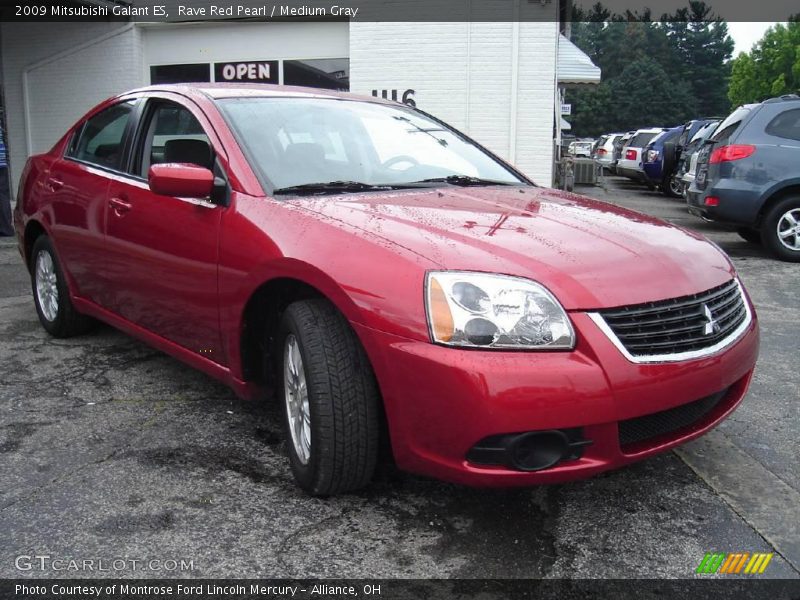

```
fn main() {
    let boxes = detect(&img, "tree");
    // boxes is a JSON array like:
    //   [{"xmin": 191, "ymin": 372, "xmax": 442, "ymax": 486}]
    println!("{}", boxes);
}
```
[
  {"xmin": 565, "ymin": 1, "xmax": 735, "ymax": 136},
  {"xmin": 608, "ymin": 58, "xmax": 697, "ymax": 130},
  {"xmin": 661, "ymin": 2, "xmax": 734, "ymax": 117},
  {"xmin": 728, "ymin": 20, "xmax": 800, "ymax": 107}
]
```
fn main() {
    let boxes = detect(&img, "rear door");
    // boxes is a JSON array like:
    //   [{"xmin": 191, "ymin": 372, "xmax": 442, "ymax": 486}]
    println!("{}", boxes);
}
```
[
  {"xmin": 46, "ymin": 100, "xmax": 137, "ymax": 302},
  {"xmin": 103, "ymin": 95, "xmax": 227, "ymax": 365}
]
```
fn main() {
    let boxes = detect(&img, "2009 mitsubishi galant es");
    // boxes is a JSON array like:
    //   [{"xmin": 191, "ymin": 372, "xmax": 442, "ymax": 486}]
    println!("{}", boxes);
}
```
[{"xmin": 15, "ymin": 84, "xmax": 759, "ymax": 495}]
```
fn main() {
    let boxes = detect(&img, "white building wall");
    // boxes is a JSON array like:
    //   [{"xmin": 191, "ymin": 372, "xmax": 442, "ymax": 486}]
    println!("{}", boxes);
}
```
[
  {"xmin": 350, "ymin": 19, "xmax": 558, "ymax": 186},
  {"xmin": 2, "ymin": 15, "xmax": 559, "ymax": 192},
  {"xmin": 1, "ymin": 22, "xmax": 144, "ymax": 194}
]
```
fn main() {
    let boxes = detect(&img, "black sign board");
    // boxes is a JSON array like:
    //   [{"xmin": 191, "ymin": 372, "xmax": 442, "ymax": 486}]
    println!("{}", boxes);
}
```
[{"xmin": 214, "ymin": 61, "xmax": 278, "ymax": 83}]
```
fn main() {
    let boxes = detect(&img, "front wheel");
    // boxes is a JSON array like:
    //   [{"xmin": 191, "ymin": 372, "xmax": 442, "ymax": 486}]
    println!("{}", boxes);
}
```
[
  {"xmin": 276, "ymin": 299, "xmax": 380, "ymax": 496},
  {"xmin": 30, "ymin": 235, "xmax": 94, "ymax": 337},
  {"xmin": 763, "ymin": 197, "xmax": 800, "ymax": 262}
]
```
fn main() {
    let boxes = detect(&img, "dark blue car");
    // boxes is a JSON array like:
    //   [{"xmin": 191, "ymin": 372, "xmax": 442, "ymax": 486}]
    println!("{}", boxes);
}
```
[
  {"xmin": 643, "ymin": 120, "xmax": 718, "ymax": 197},
  {"xmin": 642, "ymin": 126, "xmax": 683, "ymax": 195}
]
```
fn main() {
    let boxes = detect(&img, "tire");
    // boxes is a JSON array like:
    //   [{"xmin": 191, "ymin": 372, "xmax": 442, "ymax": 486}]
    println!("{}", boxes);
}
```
[
  {"xmin": 30, "ymin": 235, "xmax": 94, "ymax": 337},
  {"xmin": 762, "ymin": 197, "xmax": 800, "ymax": 262},
  {"xmin": 276, "ymin": 298, "xmax": 380, "ymax": 495},
  {"xmin": 736, "ymin": 227, "xmax": 762, "ymax": 245},
  {"xmin": 662, "ymin": 174, "xmax": 683, "ymax": 198}
]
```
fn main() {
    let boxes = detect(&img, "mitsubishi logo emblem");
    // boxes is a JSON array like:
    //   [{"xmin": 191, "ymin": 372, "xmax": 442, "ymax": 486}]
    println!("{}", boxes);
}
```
[{"xmin": 702, "ymin": 304, "xmax": 720, "ymax": 335}]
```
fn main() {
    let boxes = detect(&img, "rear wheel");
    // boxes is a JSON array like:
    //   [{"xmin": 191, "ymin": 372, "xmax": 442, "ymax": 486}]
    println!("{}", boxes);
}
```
[
  {"xmin": 662, "ymin": 174, "xmax": 683, "ymax": 198},
  {"xmin": 763, "ymin": 197, "xmax": 800, "ymax": 262},
  {"xmin": 276, "ymin": 299, "xmax": 380, "ymax": 495},
  {"xmin": 30, "ymin": 235, "xmax": 94, "ymax": 337}
]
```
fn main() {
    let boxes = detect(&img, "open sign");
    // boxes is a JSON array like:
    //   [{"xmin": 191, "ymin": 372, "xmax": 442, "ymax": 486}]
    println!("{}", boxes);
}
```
[{"xmin": 214, "ymin": 61, "xmax": 279, "ymax": 83}]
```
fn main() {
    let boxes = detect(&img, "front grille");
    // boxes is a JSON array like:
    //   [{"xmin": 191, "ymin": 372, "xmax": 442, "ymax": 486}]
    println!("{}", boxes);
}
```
[
  {"xmin": 619, "ymin": 388, "xmax": 728, "ymax": 449},
  {"xmin": 598, "ymin": 279, "xmax": 747, "ymax": 358}
]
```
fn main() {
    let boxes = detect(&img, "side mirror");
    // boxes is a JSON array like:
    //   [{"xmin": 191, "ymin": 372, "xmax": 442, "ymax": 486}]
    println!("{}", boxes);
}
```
[{"xmin": 148, "ymin": 163, "xmax": 214, "ymax": 199}]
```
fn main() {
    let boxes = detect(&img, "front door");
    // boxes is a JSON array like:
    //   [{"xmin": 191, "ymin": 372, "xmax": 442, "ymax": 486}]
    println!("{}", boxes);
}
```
[{"xmin": 103, "ymin": 98, "xmax": 225, "ymax": 365}]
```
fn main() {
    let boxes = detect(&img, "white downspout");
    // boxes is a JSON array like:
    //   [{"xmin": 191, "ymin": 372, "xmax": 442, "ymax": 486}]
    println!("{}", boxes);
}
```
[{"xmin": 509, "ymin": 0, "xmax": 520, "ymax": 165}]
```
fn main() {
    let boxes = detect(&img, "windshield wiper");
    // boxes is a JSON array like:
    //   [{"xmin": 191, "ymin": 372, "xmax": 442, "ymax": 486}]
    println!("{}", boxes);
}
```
[
  {"xmin": 412, "ymin": 175, "xmax": 518, "ymax": 187},
  {"xmin": 274, "ymin": 181, "xmax": 406, "ymax": 195}
]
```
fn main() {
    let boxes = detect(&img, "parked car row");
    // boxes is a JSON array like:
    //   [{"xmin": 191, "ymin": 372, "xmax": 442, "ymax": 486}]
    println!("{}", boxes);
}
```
[
  {"xmin": 594, "ymin": 120, "xmax": 721, "ymax": 196},
  {"xmin": 590, "ymin": 94, "xmax": 800, "ymax": 261}
]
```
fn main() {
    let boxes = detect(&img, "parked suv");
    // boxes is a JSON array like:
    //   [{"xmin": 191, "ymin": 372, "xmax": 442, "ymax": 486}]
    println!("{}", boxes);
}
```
[
  {"xmin": 592, "ymin": 133, "xmax": 624, "ymax": 172},
  {"xmin": 617, "ymin": 128, "xmax": 665, "ymax": 185},
  {"xmin": 687, "ymin": 95, "xmax": 800, "ymax": 261}
]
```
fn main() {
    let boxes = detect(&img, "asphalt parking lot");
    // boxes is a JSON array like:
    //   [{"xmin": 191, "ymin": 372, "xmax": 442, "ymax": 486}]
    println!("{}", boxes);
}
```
[{"xmin": 1, "ymin": 176, "xmax": 798, "ymax": 580}]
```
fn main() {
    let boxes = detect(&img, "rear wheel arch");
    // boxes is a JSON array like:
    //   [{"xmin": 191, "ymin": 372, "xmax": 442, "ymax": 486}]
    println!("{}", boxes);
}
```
[
  {"xmin": 756, "ymin": 184, "xmax": 800, "ymax": 225},
  {"xmin": 23, "ymin": 220, "xmax": 48, "ymax": 272}
]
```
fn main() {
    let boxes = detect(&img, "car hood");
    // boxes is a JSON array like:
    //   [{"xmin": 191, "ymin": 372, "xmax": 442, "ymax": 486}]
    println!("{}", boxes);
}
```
[{"xmin": 290, "ymin": 185, "xmax": 734, "ymax": 310}]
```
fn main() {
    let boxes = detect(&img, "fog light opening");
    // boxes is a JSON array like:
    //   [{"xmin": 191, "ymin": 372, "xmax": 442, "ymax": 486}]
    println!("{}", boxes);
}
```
[{"xmin": 509, "ymin": 431, "xmax": 570, "ymax": 471}]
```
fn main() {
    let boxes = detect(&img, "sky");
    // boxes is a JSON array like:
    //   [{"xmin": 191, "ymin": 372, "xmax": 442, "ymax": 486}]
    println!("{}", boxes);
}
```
[{"xmin": 725, "ymin": 22, "xmax": 779, "ymax": 56}]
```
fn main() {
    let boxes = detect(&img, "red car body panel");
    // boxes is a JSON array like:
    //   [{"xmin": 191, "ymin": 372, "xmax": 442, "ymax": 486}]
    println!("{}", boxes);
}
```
[{"xmin": 14, "ymin": 84, "xmax": 760, "ymax": 487}]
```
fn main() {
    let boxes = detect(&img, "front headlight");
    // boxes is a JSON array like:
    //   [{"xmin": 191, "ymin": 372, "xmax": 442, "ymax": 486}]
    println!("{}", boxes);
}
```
[{"xmin": 425, "ymin": 271, "xmax": 575, "ymax": 349}]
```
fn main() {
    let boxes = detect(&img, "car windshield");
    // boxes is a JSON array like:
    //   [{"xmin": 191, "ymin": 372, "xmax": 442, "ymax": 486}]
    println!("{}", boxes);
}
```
[{"xmin": 217, "ymin": 97, "xmax": 526, "ymax": 193}]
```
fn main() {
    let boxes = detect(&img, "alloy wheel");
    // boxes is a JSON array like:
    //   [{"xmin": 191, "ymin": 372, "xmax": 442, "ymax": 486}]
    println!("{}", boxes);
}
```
[
  {"xmin": 284, "ymin": 334, "xmax": 311, "ymax": 464},
  {"xmin": 776, "ymin": 208, "xmax": 800, "ymax": 251},
  {"xmin": 35, "ymin": 250, "xmax": 59, "ymax": 322},
  {"xmin": 669, "ymin": 176, "xmax": 683, "ymax": 197}
]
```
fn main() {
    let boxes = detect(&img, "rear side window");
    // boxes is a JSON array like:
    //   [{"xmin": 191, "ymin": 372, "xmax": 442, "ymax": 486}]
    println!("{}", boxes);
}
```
[
  {"xmin": 711, "ymin": 107, "xmax": 752, "ymax": 144},
  {"xmin": 68, "ymin": 101, "xmax": 136, "ymax": 170},
  {"xmin": 765, "ymin": 108, "xmax": 800, "ymax": 142}
]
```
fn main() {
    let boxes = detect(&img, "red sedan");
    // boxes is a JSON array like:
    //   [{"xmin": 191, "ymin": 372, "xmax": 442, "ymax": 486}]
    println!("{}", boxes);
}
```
[{"xmin": 14, "ymin": 84, "xmax": 759, "ymax": 495}]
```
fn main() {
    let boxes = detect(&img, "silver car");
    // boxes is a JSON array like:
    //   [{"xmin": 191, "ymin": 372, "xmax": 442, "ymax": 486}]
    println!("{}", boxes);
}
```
[{"xmin": 592, "ymin": 133, "xmax": 624, "ymax": 172}]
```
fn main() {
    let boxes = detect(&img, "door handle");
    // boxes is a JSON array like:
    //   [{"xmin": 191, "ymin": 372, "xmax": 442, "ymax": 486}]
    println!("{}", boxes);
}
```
[
  {"xmin": 46, "ymin": 178, "xmax": 63, "ymax": 192},
  {"xmin": 109, "ymin": 197, "xmax": 132, "ymax": 215}
]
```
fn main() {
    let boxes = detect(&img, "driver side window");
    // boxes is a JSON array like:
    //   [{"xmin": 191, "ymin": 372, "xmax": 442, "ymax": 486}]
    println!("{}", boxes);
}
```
[{"xmin": 136, "ymin": 101, "xmax": 212, "ymax": 178}]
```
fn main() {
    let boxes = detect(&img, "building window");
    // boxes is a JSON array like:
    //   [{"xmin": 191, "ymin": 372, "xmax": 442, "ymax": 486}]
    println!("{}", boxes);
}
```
[
  {"xmin": 283, "ymin": 58, "xmax": 349, "ymax": 91},
  {"xmin": 150, "ymin": 64, "xmax": 211, "ymax": 85}
]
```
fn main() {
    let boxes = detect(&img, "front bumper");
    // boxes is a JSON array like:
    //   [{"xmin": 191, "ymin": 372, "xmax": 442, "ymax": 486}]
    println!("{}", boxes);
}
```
[{"xmin": 354, "ymin": 308, "xmax": 759, "ymax": 487}]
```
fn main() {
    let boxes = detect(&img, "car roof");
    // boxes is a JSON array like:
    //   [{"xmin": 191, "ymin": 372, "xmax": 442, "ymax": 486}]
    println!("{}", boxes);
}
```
[{"xmin": 121, "ymin": 82, "xmax": 397, "ymax": 106}]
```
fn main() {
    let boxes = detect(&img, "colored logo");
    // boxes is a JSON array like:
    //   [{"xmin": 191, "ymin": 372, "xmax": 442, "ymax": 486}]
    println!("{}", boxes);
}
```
[{"xmin": 696, "ymin": 552, "xmax": 773, "ymax": 574}]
